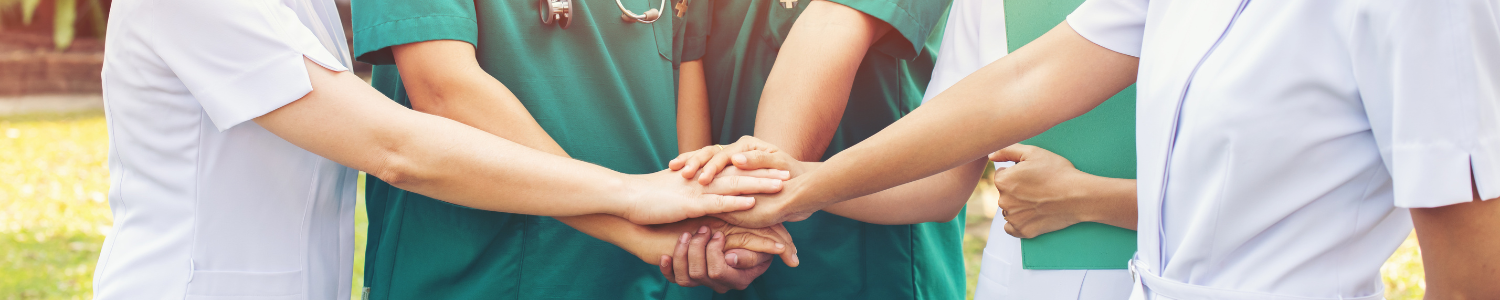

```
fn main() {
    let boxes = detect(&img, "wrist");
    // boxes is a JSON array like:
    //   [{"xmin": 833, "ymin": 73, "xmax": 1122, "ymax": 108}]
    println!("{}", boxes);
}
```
[
  {"xmin": 608, "ymin": 174, "xmax": 646, "ymax": 218},
  {"xmin": 1071, "ymin": 174, "xmax": 1136, "ymax": 228}
]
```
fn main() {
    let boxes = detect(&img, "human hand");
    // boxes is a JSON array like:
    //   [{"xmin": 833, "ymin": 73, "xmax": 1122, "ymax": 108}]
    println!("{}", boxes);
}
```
[
  {"xmin": 989, "ymin": 144, "xmax": 1099, "ymax": 238},
  {"xmin": 618, "ymin": 167, "xmax": 790, "ymax": 225},
  {"xmin": 658, "ymin": 226, "xmax": 786, "ymax": 292},
  {"xmin": 669, "ymin": 136, "xmax": 791, "ymax": 185}
]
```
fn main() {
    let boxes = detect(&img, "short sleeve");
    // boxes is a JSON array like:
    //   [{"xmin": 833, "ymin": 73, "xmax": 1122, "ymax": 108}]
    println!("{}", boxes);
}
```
[
  {"xmin": 144, "ymin": 0, "xmax": 348, "ymax": 131},
  {"xmin": 676, "ymin": 0, "xmax": 714, "ymax": 63},
  {"xmin": 1065, "ymin": 0, "xmax": 1148, "ymax": 57},
  {"xmin": 827, "ymin": 0, "xmax": 952, "ymax": 60},
  {"xmin": 351, "ymin": 0, "xmax": 478, "ymax": 65},
  {"xmin": 1351, "ymin": 0, "xmax": 1500, "ymax": 207}
]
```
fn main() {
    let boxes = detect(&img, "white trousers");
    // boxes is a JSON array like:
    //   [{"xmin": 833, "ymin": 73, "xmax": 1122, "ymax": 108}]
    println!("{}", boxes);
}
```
[{"xmin": 974, "ymin": 220, "xmax": 1134, "ymax": 300}]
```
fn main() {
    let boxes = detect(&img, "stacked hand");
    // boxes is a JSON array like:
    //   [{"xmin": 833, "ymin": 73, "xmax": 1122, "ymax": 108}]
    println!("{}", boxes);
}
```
[
  {"xmin": 670, "ymin": 136, "xmax": 824, "ymax": 228},
  {"xmin": 645, "ymin": 136, "xmax": 824, "ymax": 292},
  {"xmin": 617, "ymin": 167, "xmax": 790, "ymax": 225}
]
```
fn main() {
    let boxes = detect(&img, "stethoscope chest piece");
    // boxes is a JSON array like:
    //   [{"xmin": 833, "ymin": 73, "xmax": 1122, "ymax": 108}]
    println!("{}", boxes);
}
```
[{"xmin": 540, "ymin": 0, "xmax": 574, "ymax": 28}]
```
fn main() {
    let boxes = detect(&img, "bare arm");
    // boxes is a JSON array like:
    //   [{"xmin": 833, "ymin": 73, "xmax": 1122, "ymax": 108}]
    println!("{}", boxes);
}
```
[
  {"xmin": 253, "ymin": 57, "xmax": 776, "ymax": 225},
  {"xmin": 706, "ymin": 22, "xmax": 1139, "ymax": 228},
  {"xmin": 678, "ymin": 60, "xmax": 715, "ymax": 153},
  {"xmin": 1410, "ymin": 180, "xmax": 1500, "ymax": 299},
  {"xmin": 751, "ymin": 0, "xmax": 892, "ymax": 162},
  {"xmin": 381, "ymin": 41, "xmax": 793, "ymax": 263},
  {"xmin": 699, "ymin": 0, "xmax": 982, "ymax": 224}
]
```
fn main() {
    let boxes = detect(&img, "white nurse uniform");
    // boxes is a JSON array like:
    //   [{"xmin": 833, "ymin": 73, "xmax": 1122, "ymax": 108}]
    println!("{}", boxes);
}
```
[
  {"xmin": 923, "ymin": 1, "xmax": 1134, "ymax": 299},
  {"xmin": 1064, "ymin": 0, "xmax": 1500, "ymax": 298},
  {"xmin": 92, "ymin": 0, "xmax": 358, "ymax": 299}
]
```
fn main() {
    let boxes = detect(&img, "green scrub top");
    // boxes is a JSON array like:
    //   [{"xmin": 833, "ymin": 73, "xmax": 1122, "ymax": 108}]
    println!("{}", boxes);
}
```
[
  {"xmin": 352, "ymin": 1, "xmax": 696, "ymax": 299},
  {"xmin": 675, "ymin": 0, "xmax": 960, "ymax": 299}
]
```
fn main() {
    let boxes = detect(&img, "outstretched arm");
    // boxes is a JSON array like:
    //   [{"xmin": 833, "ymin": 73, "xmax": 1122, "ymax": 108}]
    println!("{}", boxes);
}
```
[
  {"xmin": 694, "ymin": 22, "xmax": 1138, "ymax": 228},
  {"xmin": 682, "ymin": 0, "xmax": 891, "ymax": 183},
  {"xmin": 253, "ymin": 57, "xmax": 778, "ymax": 225}
]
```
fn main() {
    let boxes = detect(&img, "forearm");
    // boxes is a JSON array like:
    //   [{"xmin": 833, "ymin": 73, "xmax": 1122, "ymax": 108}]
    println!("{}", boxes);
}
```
[
  {"xmin": 822, "ymin": 158, "xmax": 987, "ymax": 224},
  {"xmin": 678, "ymin": 60, "xmax": 714, "ymax": 153},
  {"xmin": 257, "ymin": 60, "xmax": 635, "ymax": 217},
  {"xmin": 789, "ymin": 22, "xmax": 1138, "ymax": 208},
  {"xmin": 754, "ymin": 0, "xmax": 892, "ymax": 161},
  {"xmin": 1411, "ymin": 183, "xmax": 1500, "ymax": 299},
  {"xmin": 1070, "ymin": 176, "xmax": 1137, "ymax": 230},
  {"xmin": 393, "ymin": 40, "xmax": 655, "ymax": 244}
]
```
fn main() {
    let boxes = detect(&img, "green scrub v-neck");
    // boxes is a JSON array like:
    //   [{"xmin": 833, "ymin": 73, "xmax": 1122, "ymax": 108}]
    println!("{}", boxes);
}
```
[
  {"xmin": 675, "ymin": 0, "xmax": 961, "ymax": 299},
  {"xmin": 352, "ymin": 0, "xmax": 695, "ymax": 299}
]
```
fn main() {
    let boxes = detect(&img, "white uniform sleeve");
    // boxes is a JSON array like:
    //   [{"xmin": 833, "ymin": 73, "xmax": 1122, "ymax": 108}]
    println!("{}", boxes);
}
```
[
  {"xmin": 145, "ymin": 0, "xmax": 348, "ymax": 131},
  {"xmin": 1065, "ymin": 0, "xmax": 1148, "ymax": 57},
  {"xmin": 1351, "ymin": 0, "xmax": 1500, "ymax": 208}
]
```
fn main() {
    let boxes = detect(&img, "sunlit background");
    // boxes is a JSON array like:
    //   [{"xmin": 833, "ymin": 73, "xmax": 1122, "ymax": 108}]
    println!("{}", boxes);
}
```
[{"xmin": 0, "ymin": 0, "xmax": 1427, "ymax": 299}]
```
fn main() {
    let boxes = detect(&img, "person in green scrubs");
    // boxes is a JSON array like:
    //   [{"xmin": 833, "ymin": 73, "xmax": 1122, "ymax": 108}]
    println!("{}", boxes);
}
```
[
  {"xmin": 351, "ymin": 1, "xmax": 799, "ymax": 299},
  {"xmin": 664, "ymin": 0, "xmax": 969, "ymax": 298}
]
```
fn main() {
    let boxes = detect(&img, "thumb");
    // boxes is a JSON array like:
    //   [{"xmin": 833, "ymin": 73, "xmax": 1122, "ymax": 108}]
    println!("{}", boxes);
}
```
[
  {"xmin": 724, "ymin": 249, "xmax": 772, "ymax": 269},
  {"xmin": 988, "ymin": 144, "xmax": 1036, "ymax": 163}
]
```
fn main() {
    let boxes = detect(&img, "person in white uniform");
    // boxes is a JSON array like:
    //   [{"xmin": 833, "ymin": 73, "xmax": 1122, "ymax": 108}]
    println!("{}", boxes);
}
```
[
  {"xmin": 679, "ymin": 0, "xmax": 1500, "ymax": 298},
  {"xmin": 90, "ymin": 0, "xmax": 794, "ymax": 299},
  {"xmin": 925, "ymin": 0, "xmax": 1135, "ymax": 298}
]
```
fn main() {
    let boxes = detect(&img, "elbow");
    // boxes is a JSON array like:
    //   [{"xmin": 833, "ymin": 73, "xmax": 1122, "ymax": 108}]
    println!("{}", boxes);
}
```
[
  {"xmin": 368, "ymin": 144, "xmax": 423, "ymax": 190},
  {"xmin": 919, "ymin": 190, "xmax": 974, "ymax": 224}
]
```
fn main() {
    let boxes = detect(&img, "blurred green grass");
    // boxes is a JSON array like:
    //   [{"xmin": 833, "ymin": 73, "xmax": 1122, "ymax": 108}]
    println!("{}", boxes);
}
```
[{"xmin": 0, "ymin": 110, "xmax": 1427, "ymax": 299}]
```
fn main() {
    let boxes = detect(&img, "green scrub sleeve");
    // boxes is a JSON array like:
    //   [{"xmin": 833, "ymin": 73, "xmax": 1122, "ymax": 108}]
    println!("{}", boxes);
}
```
[
  {"xmin": 676, "ymin": 0, "xmax": 714, "ymax": 63},
  {"xmin": 827, "ymin": 0, "xmax": 951, "ymax": 60},
  {"xmin": 351, "ymin": 0, "xmax": 479, "ymax": 65}
]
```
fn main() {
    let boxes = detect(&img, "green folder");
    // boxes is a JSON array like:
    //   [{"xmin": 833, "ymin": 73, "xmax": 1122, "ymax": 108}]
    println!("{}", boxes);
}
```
[{"xmin": 1007, "ymin": 0, "xmax": 1138, "ymax": 270}]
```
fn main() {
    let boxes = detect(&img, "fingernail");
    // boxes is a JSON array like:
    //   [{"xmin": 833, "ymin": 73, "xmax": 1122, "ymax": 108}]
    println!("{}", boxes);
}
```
[
  {"xmin": 793, "ymin": 253, "xmax": 800, "ymax": 265},
  {"xmin": 726, "ymin": 253, "xmax": 739, "ymax": 266},
  {"xmin": 739, "ymin": 197, "xmax": 755, "ymax": 207},
  {"xmin": 680, "ymin": 233, "xmax": 690, "ymax": 243},
  {"xmin": 732, "ymin": 154, "xmax": 747, "ymax": 164},
  {"xmin": 770, "ymin": 180, "xmax": 782, "ymax": 189},
  {"xmin": 780, "ymin": 170, "xmax": 791, "ymax": 179},
  {"xmin": 698, "ymin": 226, "xmax": 709, "ymax": 234},
  {"xmin": 713, "ymin": 231, "xmax": 723, "ymax": 239},
  {"xmin": 670, "ymin": 158, "xmax": 681, "ymax": 164},
  {"xmin": 775, "ymin": 243, "xmax": 785, "ymax": 250}
]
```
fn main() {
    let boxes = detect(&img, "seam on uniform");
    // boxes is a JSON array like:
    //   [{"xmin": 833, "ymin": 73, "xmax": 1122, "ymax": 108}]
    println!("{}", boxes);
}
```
[
  {"xmin": 186, "ymin": 107, "xmax": 206, "ymax": 290},
  {"xmin": 351, "ymin": 15, "xmax": 478, "ymax": 37}
]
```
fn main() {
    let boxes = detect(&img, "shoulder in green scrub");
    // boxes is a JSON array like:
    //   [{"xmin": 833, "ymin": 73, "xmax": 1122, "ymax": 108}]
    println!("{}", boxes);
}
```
[
  {"xmin": 353, "ymin": 0, "xmax": 697, "ymax": 299},
  {"xmin": 676, "ymin": 0, "xmax": 962, "ymax": 299}
]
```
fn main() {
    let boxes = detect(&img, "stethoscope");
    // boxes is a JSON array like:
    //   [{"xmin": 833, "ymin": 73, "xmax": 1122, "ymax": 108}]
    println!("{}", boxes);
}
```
[{"xmin": 540, "ymin": 0, "xmax": 666, "ymax": 29}]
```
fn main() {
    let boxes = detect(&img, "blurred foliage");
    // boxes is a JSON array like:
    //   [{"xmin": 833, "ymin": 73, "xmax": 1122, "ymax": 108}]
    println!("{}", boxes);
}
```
[
  {"xmin": 0, "ymin": 0, "xmax": 107, "ymax": 51},
  {"xmin": 0, "ymin": 110, "xmax": 1429, "ymax": 299}
]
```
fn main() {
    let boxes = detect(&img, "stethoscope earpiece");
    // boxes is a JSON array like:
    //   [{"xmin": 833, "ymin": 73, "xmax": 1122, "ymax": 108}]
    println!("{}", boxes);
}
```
[{"xmin": 618, "ymin": 0, "xmax": 667, "ymax": 24}]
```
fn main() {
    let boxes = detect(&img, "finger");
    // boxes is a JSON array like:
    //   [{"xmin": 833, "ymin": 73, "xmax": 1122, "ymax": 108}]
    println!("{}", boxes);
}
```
[
  {"xmin": 659, "ymin": 255, "xmax": 674, "ymax": 281},
  {"xmin": 722, "ymin": 232, "xmax": 788, "ymax": 255},
  {"xmin": 724, "ymin": 249, "xmax": 771, "ymax": 269},
  {"xmin": 1004, "ymin": 221, "xmax": 1034, "ymax": 239},
  {"xmin": 697, "ymin": 150, "xmax": 742, "ymax": 185},
  {"xmin": 988, "ymin": 144, "xmax": 1036, "ymax": 163},
  {"xmin": 669, "ymin": 151, "xmax": 694, "ymax": 171},
  {"xmin": 706, "ymin": 231, "xmax": 730, "ymax": 282},
  {"xmin": 680, "ymin": 146, "xmax": 720, "ymax": 179},
  {"xmin": 764, "ymin": 224, "xmax": 799, "ymax": 267},
  {"xmin": 695, "ymin": 194, "xmax": 757, "ymax": 215},
  {"xmin": 687, "ymin": 227, "xmax": 712, "ymax": 284},
  {"xmin": 718, "ymin": 167, "xmax": 791, "ymax": 180},
  {"xmin": 730, "ymin": 151, "xmax": 793, "ymax": 173},
  {"xmin": 703, "ymin": 176, "xmax": 783, "ymax": 196},
  {"xmin": 672, "ymin": 232, "xmax": 696, "ymax": 286}
]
